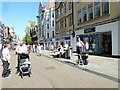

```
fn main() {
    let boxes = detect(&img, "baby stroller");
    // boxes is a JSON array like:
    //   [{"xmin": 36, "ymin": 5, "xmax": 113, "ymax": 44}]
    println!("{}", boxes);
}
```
[
  {"xmin": 19, "ymin": 54, "xmax": 31, "ymax": 78},
  {"xmin": 81, "ymin": 52, "xmax": 89, "ymax": 65}
]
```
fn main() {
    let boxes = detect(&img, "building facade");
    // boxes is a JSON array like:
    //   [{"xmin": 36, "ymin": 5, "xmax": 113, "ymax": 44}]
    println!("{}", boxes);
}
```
[
  {"xmin": 72, "ymin": 1, "xmax": 120, "ymax": 56},
  {"xmin": 37, "ymin": 2, "xmax": 46, "ymax": 44},
  {"xmin": 0, "ymin": 21, "xmax": 5, "ymax": 43},
  {"xmin": 54, "ymin": 1, "xmax": 73, "ymax": 47},
  {"xmin": 43, "ymin": 1, "xmax": 56, "ymax": 49},
  {"xmin": 30, "ymin": 25, "xmax": 38, "ymax": 44}
]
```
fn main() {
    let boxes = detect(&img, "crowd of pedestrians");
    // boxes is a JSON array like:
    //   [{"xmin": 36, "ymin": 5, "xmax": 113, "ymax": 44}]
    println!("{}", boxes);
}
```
[
  {"xmin": 0, "ymin": 37, "xmax": 89, "ymax": 78},
  {"xmin": 0, "ymin": 40, "xmax": 44, "ymax": 78}
]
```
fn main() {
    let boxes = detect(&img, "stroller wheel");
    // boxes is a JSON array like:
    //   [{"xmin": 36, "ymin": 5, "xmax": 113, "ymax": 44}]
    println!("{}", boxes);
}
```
[
  {"xmin": 20, "ymin": 72, "xmax": 23, "ymax": 79},
  {"xmin": 28, "ymin": 73, "xmax": 31, "ymax": 77}
]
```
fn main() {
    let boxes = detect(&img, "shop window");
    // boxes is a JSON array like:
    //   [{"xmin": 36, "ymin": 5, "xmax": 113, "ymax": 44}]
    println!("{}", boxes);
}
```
[
  {"xmin": 78, "ymin": 10, "xmax": 81, "ymax": 24},
  {"xmin": 94, "ymin": 2, "xmax": 100, "ymax": 18},
  {"xmin": 102, "ymin": 0, "xmax": 109, "ymax": 15},
  {"xmin": 82, "ymin": 8, "xmax": 87, "ymax": 22},
  {"xmin": 88, "ymin": 4, "xmax": 93, "ymax": 20}
]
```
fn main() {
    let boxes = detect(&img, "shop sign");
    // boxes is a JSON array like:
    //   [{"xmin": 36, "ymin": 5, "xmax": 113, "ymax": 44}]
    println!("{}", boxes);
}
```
[{"xmin": 84, "ymin": 27, "xmax": 95, "ymax": 33}]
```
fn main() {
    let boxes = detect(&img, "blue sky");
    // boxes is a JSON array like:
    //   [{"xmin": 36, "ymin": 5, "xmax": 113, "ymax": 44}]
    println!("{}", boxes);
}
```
[{"xmin": 2, "ymin": 2, "xmax": 48, "ymax": 40}]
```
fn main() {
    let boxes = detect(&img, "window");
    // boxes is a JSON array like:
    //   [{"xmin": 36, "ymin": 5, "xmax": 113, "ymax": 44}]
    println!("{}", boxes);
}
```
[
  {"xmin": 47, "ymin": 24, "xmax": 49, "ymax": 29},
  {"xmin": 64, "ymin": 19, "xmax": 67, "ymax": 28},
  {"xmin": 47, "ymin": 18, "xmax": 49, "ymax": 21},
  {"xmin": 60, "ymin": 20, "xmax": 64, "ymax": 29},
  {"xmin": 52, "ymin": 13, "xmax": 54, "ymax": 18},
  {"xmin": 88, "ymin": 4, "xmax": 93, "ymax": 20},
  {"xmin": 52, "ymin": 31, "xmax": 54, "ymax": 37},
  {"xmin": 64, "ymin": 3, "xmax": 66, "ymax": 13},
  {"xmin": 47, "ymin": 33, "xmax": 49, "ymax": 38},
  {"xmin": 78, "ymin": 10, "xmax": 81, "ymax": 23},
  {"xmin": 82, "ymin": 8, "xmax": 87, "ymax": 22},
  {"xmin": 52, "ymin": 20, "xmax": 54, "ymax": 27},
  {"xmin": 60, "ymin": 3, "xmax": 64, "ymax": 14},
  {"xmin": 102, "ymin": 0, "xmax": 109, "ymax": 15},
  {"xmin": 69, "ymin": 2, "xmax": 72, "ymax": 10},
  {"xmin": 69, "ymin": 16, "xmax": 72, "ymax": 26},
  {"xmin": 94, "ymin": 2, "xmax": 100, "ymax": 18},
  {"xmin": 56, "ymin": 23, "xmax": 59, "ymax": 31},
  {"xmin": 56, "ymin": 10, "xmax": 58, "ymax": 19}
]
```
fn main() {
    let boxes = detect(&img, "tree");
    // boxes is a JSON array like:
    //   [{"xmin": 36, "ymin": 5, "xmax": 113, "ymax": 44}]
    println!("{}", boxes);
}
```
[{"xmin": 23, "ymin": 22, "xmax": 35, "ymax": 44}]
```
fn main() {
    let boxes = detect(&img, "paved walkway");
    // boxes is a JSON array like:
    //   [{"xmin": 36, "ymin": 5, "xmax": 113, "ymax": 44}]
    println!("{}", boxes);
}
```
[
  {"xmin": 1, "ymin": 51, "xmax": 119, "ymax": 88},
  {"xmin": 41, "ymin": 50, "xmax": 119, "ymax": 79}
]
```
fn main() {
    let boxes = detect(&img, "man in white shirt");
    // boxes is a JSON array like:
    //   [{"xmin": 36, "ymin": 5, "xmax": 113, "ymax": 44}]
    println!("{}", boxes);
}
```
[
  {"xmin": 15, "ymin": 40, "xmax": 28, "ymax": 74},
  {"xmin": 2, "ymin": 44, "xmax": 11, "ymax": 78},
  {"xmin": 0, "ymin": 43, "xmax": 2, "ymax": 58},
  {"xmin": 76, "ymin": 37, "xmax": 84, "ymax": 65}
]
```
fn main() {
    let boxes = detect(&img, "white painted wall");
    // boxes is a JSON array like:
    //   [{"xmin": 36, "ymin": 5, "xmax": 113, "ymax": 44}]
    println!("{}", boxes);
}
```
[
  {"xmin": 96, "ymin": 21, "xmax": 119, "ymax": 56},
  {"xmin": 118, "ymin": 21, "xmax": 120, "ymax": 56},
  {"xmin": 73, "ymin": 21, "xmax": 120, "ymax": 56}
]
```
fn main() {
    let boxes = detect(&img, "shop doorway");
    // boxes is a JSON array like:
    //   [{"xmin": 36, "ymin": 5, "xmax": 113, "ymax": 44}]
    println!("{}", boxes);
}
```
[
  {"xmin": 102, "ymin": 32, "xmax": 112, "ymax": 55},
  {"xmin": 60, "ymin": 42, "xmax": 64, "ymax": 46}
]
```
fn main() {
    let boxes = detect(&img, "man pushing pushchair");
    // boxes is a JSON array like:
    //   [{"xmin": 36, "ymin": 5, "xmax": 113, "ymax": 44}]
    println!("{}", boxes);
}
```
[
  {"xmin": 76, "ymin": 37, "xmax": 89, "ymax": 65},
  {"xmin": 15, "ymin": 41, "xmax": 31, "ymax": 78}
]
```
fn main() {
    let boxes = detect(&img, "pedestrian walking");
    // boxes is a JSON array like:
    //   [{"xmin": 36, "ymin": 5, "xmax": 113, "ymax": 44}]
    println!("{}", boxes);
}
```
[
  {"xmin": 37, "ymin": 44, "xmax": 42, "ymax": 56},
  {"xmin": 32, "ymin": 44, "xmax": 35, "ymax": 53},
  {"xmin": 1, "ymin": 44, "xmax": 11, "ymax": 78},
  {"xmin": 59, "ymin": 45, "xmax": 64, "ymax": 58},
  {"xmin": 0, "ymin": 43, "xmax": 3, "ymax": 66},
  {"xmin": 35, "ymin": 44, "xmax": 38, "ymax": 53},
  {"xmin": 15, "ymin": 40, "xmax": 28, "ymax": 74},
  {"xmin": 50, "ymin": 44, "xmax": 54, "ymax": 52},
  {"xmin": 64, "ymin": 43, "xmax": 69, "ymax": 59},
  {"xmin": 0, "ymin": 43, "xmax": 2, "ymax": 58},
  {"xmin": 85, "ymin": 41, "xmax": 89, "ymax": 54},
  {"xmin": 76, "ymin": 37, "xmax": 84, "ymax": 65}
]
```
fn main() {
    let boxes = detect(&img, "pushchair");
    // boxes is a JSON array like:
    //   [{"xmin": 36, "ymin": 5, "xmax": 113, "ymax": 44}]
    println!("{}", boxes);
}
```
[
  {"xmin": 81, "ymin": 52, "xmax": 89, "ymax": 65},
  {"xmin": 19, "ymin": 54, "xmax": 31, "ymax": 78},
  {"xmin": 77, "ymin": 52, "xmax": 89, "ymax": 65}
]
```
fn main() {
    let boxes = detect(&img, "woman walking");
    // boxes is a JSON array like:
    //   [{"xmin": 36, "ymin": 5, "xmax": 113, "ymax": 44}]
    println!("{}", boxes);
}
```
[
  {"xmin": 37, "ymin": 44, "xmax": 42, "ymax": 56},
  {"xmin": 1, "ymin": 44, "xmax": 11, "ymax": 78}
]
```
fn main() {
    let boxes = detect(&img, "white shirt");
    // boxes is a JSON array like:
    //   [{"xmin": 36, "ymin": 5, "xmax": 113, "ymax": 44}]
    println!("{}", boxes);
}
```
[
  {"xmin": 37, "ymin": 46, "xmax": 41, "ymax": 51},
  {"xmin": 2, "ymin": 48, "xmax": 11, "ymax": 63},
  {"xmin": 0, "ymin": 44, "xmax": 2, "ymax": 49},
  {"xmin": 76, "ymin": 41, "xmax": 84, "ymax": 47},
  {"xmin": 60, "ymin": 46, "xmax": 64, "ymax": 53},
  {"xmin": 16, "ymin": 44, "xmax": 28, "ymax": 54},
  {"xmin": 85, "ymin": 43, "xmax": 89, "ymax": 50}
]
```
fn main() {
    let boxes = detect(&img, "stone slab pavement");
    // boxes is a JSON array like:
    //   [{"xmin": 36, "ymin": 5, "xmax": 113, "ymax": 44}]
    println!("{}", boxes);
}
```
[{"xmin": 41, "ymin": 50, "xmax": 119, "ymax": 79}]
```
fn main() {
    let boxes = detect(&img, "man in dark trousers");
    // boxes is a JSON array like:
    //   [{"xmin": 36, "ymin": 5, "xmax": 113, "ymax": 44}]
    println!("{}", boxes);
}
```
[{"xmin": 76, "ymin": 37, "xmax": 84, "ymax": 65}]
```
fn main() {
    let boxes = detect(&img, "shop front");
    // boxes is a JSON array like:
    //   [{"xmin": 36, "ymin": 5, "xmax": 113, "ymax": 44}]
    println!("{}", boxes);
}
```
[
  {"xmin": 76, "ymin": 31, "xmax": 112, "ymax": 55},
  {"xmin": 44, "ymin": 36, "xmax": 71, "ymax": 49}
]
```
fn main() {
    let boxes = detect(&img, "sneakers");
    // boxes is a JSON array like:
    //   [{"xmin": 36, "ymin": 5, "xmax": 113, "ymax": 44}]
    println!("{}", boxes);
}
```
[
  {"xmin": 2, "ymin": 74, "xmax": 11, "ymax": 78},
  {"xmin": 6, "ymin": 75, "xmax": 11, "ymax": 78}
]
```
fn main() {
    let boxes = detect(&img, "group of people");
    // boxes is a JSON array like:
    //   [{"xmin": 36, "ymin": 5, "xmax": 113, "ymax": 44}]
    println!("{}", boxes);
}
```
[{"xmin": 0, "ymin": 40, "xmax": 34, "ymax": 78}]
